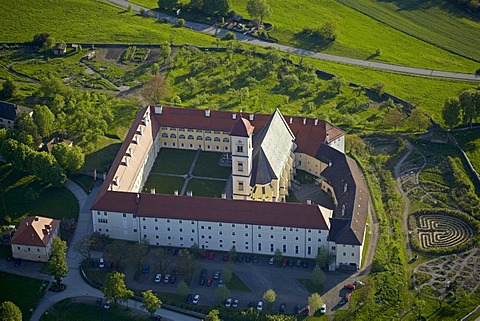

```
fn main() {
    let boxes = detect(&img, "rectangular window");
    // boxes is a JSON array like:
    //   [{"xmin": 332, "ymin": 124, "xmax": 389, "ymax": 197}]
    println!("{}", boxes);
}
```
[
  {"xmin": 262, "ymin": 186, "xmax": 266, "ymax": 194},
  {"xmin": 123, "ymin": 213, "xmax": 126, "ymax": 217},
  {"xmin": 295, "ymin": 246, "xmax": 299, "ymax": 254},
  {"xmin": 258, "ymin": 243, "xmax": 262, "ymax": 251},
  {"xmin": 308, "ymin": 246, "xmax": 312, "ymax": 255},
  {"xmin": 155, "ymin": 227, "xmax": 158, "ymax": 230},
  {"xmin": 270, "ymin": 244, "xmax": 274, "ymax": 252},
  {"xmin": 238, "ymin": 162, "xmax": 244, "ymax": 172},
  {"xmin": 133, "ymin": 229, "xmax": 137, "ymax": 232},
  {"xmin": 237, "ymin": 145, "xmax": 243, "ymax": 153},
  {"xmin": 238, "ymin": 182, "xmax": 244, "ymax": 191}
]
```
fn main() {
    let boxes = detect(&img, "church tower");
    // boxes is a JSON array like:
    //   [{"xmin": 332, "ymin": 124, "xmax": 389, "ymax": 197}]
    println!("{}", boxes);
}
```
[{"xmin": 230, "ymin": 117, "xmax": 254, "ymax": 200}]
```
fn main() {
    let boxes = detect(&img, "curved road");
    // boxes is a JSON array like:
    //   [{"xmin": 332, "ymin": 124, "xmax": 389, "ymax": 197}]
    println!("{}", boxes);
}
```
[{"xmin": 108, "ymin": 0, "xmax": 480, "ymax": 82}]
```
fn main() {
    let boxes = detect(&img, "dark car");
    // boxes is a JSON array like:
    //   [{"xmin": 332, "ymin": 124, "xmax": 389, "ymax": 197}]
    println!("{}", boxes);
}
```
[
  {"xmin": 200, "ymin": 269, "xmax": 207, "ymax": 277},
  {"xmin": 200, "ymin": 250, "xmax": 207, "ymax": 259},
  {"xmin": 252, "ymin": 255, "xmax": 259, "ymax": 263},
  {"xmin": 142, "ymin": 265, "xmax": 150, "ymax": 273},
  {"xmin": 208, "ymin": 252, "xmax": 215, "ymax": 260},
  {"xmin": 282, "ymin": 258, "xmax": 289, "ymax": 267},
  {"xmin": 249, "ymin": 301, "xmax": 255, "ymax": 308},
  {"xmin": 206, "ymin": 278, "xmax": 213, "ymax": 286},
  {"xmin": 199, "ymin": 277, "xmax": 205, "ymax": 285},
  {"xmin": 186, "ymin": 294, "xmax": 192, "ymax": 303},
  {"xmin": 95, "ymin": 298, "xmax": 102, "ymax": 306},
  {"xmin": 222, "ymin": 253, "xmax": 229, "ymax": 261},
  {"xmin": 279, "ymin": 303, "xmax": 286, "ymax": 313},
  {"xmin": 169, "ymin": 276, "xmax": 177, "ymax": 284},
  {"xmin": 154, "ymin": 316, "xmax": 162, "ymax": 321},
  {"xmin": 288, "ymin": 260, "xmax": 295, "ymax": 267},
  {"xmin": 13, "ymin": 258, "xmax": 21, "ymax": 267},
  {"xmin": 295, "ymin": 259, "xmax": 302, "ymax": 267},
  {"xmin": 237, "ymin": 255, "xmax": 244, "ymax": 262},
  {"xmin": 245, "ymin": 255, "xmax": 252, "ymax": 263},
  {"xmin": 302, "ymin": 261, "xmax": 309, "ymax": 268},
  {"xmin": 295, "ymin": 305, "xmax": 301, "ymax": 314}
]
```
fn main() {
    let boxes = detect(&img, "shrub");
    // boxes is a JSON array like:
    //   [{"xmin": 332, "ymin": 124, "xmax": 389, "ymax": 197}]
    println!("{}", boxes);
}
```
[
  {"xmin": 313, "ymin": 20, "xmax": 339, "ymax": 41},
  {"xmin": 476, "ymin": 68, "xmax": 480, "ymax": 75},
  {"xmin": 375, "ymin": 48, "xmax": 382, "ymax": 56},
  {"xmin": 177, "ymin": 18, "xmax": 185, "ymax": 27},
  {"xmin": 223, "ymin": 31, "xmax": 236, "ymax": 40}
]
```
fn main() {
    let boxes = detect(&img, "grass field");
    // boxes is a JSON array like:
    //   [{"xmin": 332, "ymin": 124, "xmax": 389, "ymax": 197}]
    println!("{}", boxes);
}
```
[
  {"xmin": 338, "ymin": 0, "xmax": 480, "ymax": 63},
  {"xmin": 0, "ymin": 272, "xmax": 48, "ymax": 320},
  {"xmin": 0, "ymin": 163, "xmax": 78, "ymax": 224},
  {"xmin": 150, "ymin": 148, "xmax": 196, "ymax": 174},
  {"xmin": 452, "ymin": 128, "xmax": 480, "ymax": 174},
  {"xmin": 192, "ymin": 152, "xmax": 231, "ymax": 179},
  {"xmin": 0, "ymin": 0, "xmax": 216, "ymax": 45},
  {"xmin": 40, "ymin": 299, "xmax": 149, "ymax": 321},
  {"xmin": 143, "ymin": 174, "xmax": 185, "ymax": 194},
  {"xmin": 185, "ymin": 179, "xmax": 226, "ymax": 197}
]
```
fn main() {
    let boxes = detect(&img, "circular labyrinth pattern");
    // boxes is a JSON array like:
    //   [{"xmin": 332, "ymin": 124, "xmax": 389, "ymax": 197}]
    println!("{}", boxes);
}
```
[{"xmin": 416, "ymin": 214, "xmax": 473, "ymax": 249}]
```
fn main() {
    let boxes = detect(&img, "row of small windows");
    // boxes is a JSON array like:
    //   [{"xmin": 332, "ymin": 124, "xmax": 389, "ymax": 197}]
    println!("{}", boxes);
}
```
[
  {"xmin": 163, "ymin": 127, "xmax": 227, "ymax": 135},
  {"xmin": 161, "ymin": 133, "xmax": 229, "ymax": 143}
]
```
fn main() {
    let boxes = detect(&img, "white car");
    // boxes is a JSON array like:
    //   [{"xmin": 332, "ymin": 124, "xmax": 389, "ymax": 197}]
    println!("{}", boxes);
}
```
[
  {"xmin": 268, "ymin": 257, "xmax": 275, "ymax": 265},
  {"xmin": 99, "ymin": 257, "xmax": 105, "ymax": 268},
  {"xmin": 257, "ymin": 301, "xmax": 263, "ymax": 310},
  {"xmin": 163, "ymin": 274, "xmax": 170, "ymax": 283},
  {"xmin": 192, "ymin": 294, "xmax": 200, "ymax": 304},
  {"xmin": 154, "ymin": 273, "xmax": 161, "ymax": 283},
  {"xmin": 232, "ymin": 299, "xmax": 239, "ymax": 308},
  {"xmin": 320, "ymin": 303, "xmax": 327, "ymax": 314},
  {"xmin": 225, "ymin": 298, "xmax": 232, "ymax": 307},
  {"xmin": 103, "ymin": 300, "xmax": 111, "ymax": 309}
]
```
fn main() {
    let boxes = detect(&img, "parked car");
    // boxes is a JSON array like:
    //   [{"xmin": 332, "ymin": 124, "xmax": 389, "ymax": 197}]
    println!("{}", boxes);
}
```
[
  {"xmin": 245, "ymin": 255, "xmax": 252, "ymax": 263},
  {"xmin": 200, "ymin": 269, "xmax": 207, "ymax": 277},
  {"xmin": 163, "ymin": 274, "xmax": 170, "ymax": 283},
  {"xmin": 206, "ymin": 278, "xmax": 213, "ymax": 286},
  {"xmin": 225, "ymin": 298, "xmax": 232, "ymax": 307},
  {"xmin": 95, "ymin": 298, "xmax": 102, "ymax": 307},
  {"xmin": 257, "ymin": 301, "xmax": 263, "ymax": 310},
  {"xmin": 208, "ymin": 252, "xmax": 215, "ymax": 260},
  {"xmin": 343, "ymin": 283, "xmax": 356, "ymax": 290},
  {"xmin": 252, "ymin": 255, "xmax": 259, "ymax": 263},
  {"xmin": 268, "ymin": 257, "xmax": 275, "ymax": 265},
  {"xmin": 288, "ymin": 260, "xmax": 295, "ymax": 267},
  {"xmin": 282, "ymin": 259, "xmax": 289, "ymax": 267},
  {"xmin": 154, "ymin": 273, "xmax": 162, "ymax": 283},
  {"xmin": 320, "ymin": 303, "xmax": 327, "ymax": 314},
  {"xmin": 222, "ymin": 253, "xmax": 229, "ymax": 261},
  {"xmin": 295, "ymin": 259, "xmax": 302, "ymax": 267},
  {"xmin": 237, "ymin": 255, "xmax": 244, "ymax": 262},
  {"xmin": 232, "ymin": 299, "xmax": 239, "ymax": 308},
  {"xmin": 171, "ymin": 269, "xmax": 178, "ymax": 276},
  {"xmin": 103, "ymin": 300, "xmax": 111, "ymax": 309},
  {"xmin": 200, "ymin": 250, "xmax": 207, "ymax": 259},
  {"xmin": 98, "ymin": 257, "xmax": 105, "ymax": 268},
  {"xmin": 185, "ymin": 294, "xmax": 192, "ymax": 303},
  {"xmin": 154, "ymin": 316, "xmax": 162, "ymax": 321},
  {"xmin": 213, "ymin": 271, "xmax": 220, "ymax": 280},
  {"xmin": 143, "ymin": 265, "xmax": 150, "ymax": 274},
  {"xmin": 13, "ymin": 258, "xmax": 21, "ymax": 267},
  {"xmin": 279, "ymin": 303, "xmax": 286, "ymax": 313},
  {"xmin": 217, "ymin": 279, "xmax": 224, "ymax": 287},
  {"xmin": 192, "ymin": 294, "xmax": 200, "ymax": 304},
  {"xmin": 354, "ymin": 280, "xmax": 365, "ymax": 287},
  {"xmin": 199, "ymin": 277, "xmax": 205, "ymax": 285},
  {"xmin": 295, "ymin": 305, "xmax": 301, "ymax": 314},
  {"xmin": 249, "ymin": 301, "xmax": 255, "ymax": 308},
  {"xmin": 302, "ymin": 261, "xmax": 309, "ymax": 268},
  {"xmin": 169, "ymin": 276, "xmax": 177, "ymax": 284}
]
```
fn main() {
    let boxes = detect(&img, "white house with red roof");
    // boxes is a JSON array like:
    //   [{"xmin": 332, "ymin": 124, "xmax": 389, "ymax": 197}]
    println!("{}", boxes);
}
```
[
  {"xmin": 11, "ymin": 216, "xmax": 60, "ymax": 262},
  {"xmin": 91, "ymin": 106, "xmax": 371, "ymax": 270}
]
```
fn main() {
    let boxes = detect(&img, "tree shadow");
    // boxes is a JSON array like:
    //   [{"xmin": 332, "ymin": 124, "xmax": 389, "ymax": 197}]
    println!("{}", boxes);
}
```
[{"xmin": 292, "ymin": 31, "xmax": 336, "ymax": 52}]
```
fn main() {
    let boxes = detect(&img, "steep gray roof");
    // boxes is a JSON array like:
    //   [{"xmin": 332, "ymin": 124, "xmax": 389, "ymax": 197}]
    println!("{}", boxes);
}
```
[
  {"xmin": 0, "ymin": 101, "xmax": 31, "ymax": 121},
  {"xmin": 250, "ymin": 109, "xmax": 295, "ymax": 186}
]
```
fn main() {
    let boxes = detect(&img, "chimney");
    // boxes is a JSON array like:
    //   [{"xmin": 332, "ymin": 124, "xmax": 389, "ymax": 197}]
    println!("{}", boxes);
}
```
[
  {"xmin": 232, "ymin": 113, "xmax": 237, "ymax": 120},
  {"xmin": 187, "ymin": 190, "xmax": 193, "ymax": 197},
  {"xmin": 314, "ymin": 119, "xmax": 318, "ymax": 126},
  {"xmin": 136, "ymin": 193, "xmax": 140, "ymax": 204},
  {"xmin": 221, "ymin": 193, "xmax": 226, "ymax": 199},
  {"xmin": 306, "ymin": 199, "xmax": 312, "ymax": 205},
  {"xmin": 150, "ymin": 188, "xmax": 156, "ymax": 194},
  {"xmin": 289, "ymin": 117, "xmax": 293, "ymax": 124},
  {"xmin": 155, "ymin": 106, "xmax": 163, "ymax": 114},
  {"xmin": 205, "ymin": 109, "xmax": 211, "ymax": 117},
  {"xmin": 326, "ymin": 134, "xmax": 330, "ymax": 144},
  {"xmin": 174, "ymin": 190, "xmax": 179, "ymax": 196},
  {"xmin": 303, "ymin": 118, "xmax": 307, "ymax": 125},
  {"xmin": 249, "ymin": 114, "xmax": 254, "ymax": 121}
]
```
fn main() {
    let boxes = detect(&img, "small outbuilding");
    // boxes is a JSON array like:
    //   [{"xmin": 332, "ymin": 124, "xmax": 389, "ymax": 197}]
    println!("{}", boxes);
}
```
[
  {"xmin": 11, "ymin": 216, "xmax": 61, "ymax": 262},
  {"xmin": 52, "ymin": 43, "xmax": 67, "ymax": 55}
]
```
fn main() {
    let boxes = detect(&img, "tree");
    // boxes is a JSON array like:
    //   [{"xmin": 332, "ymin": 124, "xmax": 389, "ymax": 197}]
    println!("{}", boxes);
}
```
[
  {"xmin": 315, "ymin": 246, "xmax": 334, "ymax": 270},
  {"xmin": 47, "ymin": 236, "xmax": 68, "ymax": 290},
  {"xmin": 443, "ymin": 97, "xmax": 461, "ymax": 129},
  {"xmin": 205, "ymin": 309, "xmax": 221, "ymax": 321},
  {"xmin": 0, "ymin": 78, "xmax": 17, "ymax": 99},
  {"xmin": 189, "ymin": 0, "xmax": 204, "ymax": 11},
  {"xmin": 141, "ymin": 75, "xmax": 170, "ymax": 105},
  {"xmin": 177, "ymin": 18, "xmax": 186, "ymax": 27},
  {"xmin": 408, "ymin": 108, "xmax": 430, "ymax": 132},
  {"xmin": 158, "ymin": 0, "xmax": 179, "ymax": 10},
  {"xmin": 42, "ymin": 36, "xmax": 56, "ymax": 51},
  {"xmin": 223, "ymin": 262, "xmax": 234, "ymax": 283},
  {"xmin": 189, "ymin": 243, "xmax": 200, "ymax": 258},
  {"xmin": 160, "ymin": 43, "xmax": 172, "ymax": 63},
  {"xmin": 32, "ymin": 33, "xmax": 51, "ymax": 48},
  {"xmin": 384, "ymin": 107, "xmax": 405, "ymax": 132},
  {"xmin": 247, "ymin": 0, "xmax": 272, "ymax": 24},
  {"xmin": 311, "ymin": 267, "xmax": 325, "ymax": 288},
  {"xmin": 177, "ymin": 280, "xmax": 190, "ymax": 297},
  {"xmin": 459, "ymin": 89, "xmax": 479, "ymax": 127},
  {"xmin": 142, "ymin": 290, "xmax": 162, "ymax": 317},
  {"xmin": 128, "ymin": 242, "xmax": 149, "ymax": 273},
  {"xmin": 33, "ymin": 105, "xmax": 55, "ymax": 138},
  {"xmin": 229, "ymin": 245, "xmax": 238, "ymax": 262},
  {"xmin": 371, "ymin": 81, "xmax": 385, "ymax": 97},
  {"xmin": 52, "ymin": 144, "xmax": 85, "ymax": 174},
  {"xmin": 176, "ymin": 249, "xmax": 196, "ymax": 280},
  {"xmin": 74, "ymin": 234, "xmax": 95, "ymax": 261},
  {"xmin": 280, "ymin": 74, "xmax": 299, "ymax": 90},
  {"xmin": 15, "ymin": 111, "xmax": 40, "ymax": 147},
  {"xmin": 345, "ymin": 134, "xmax": 366, "ymax": 157},
  {"xmin": 105, "ymin": 240, "xmax": 129, "ymax": 268},
  {"xmin": 203, "ymin": 0, "xmax": 230, "ymax": 16},
  {"xmin": 274, "ymin": 249, "xmax": 283, "ymax": 266},
  {"xmin": 328, "ymin": 76, "xmax": 346, "ymax": 94},
  {"xmin": 308, "ymin": 293, "xmax": 323, "ymax": 316},
  {"xmin": 102, "ymin": 271, "xmax": 134, "ymax": 304},
  {"xmin": 0, "ymin": 301, "xmax": 22, "ymax": 321},
  {"xmin": 216, "ymin": 285, "xmax": 230, "ymax": 303},
  {"xmin": 263, "ymin": 289, "xmax": 276, "ymax": 311},
  {"xmin": 314, "ymin": 21, "xmax": 339, "ymax": 41},
  {"xmin": 153, "ymin": 247, "xmax": 175, "ymax": 274}
]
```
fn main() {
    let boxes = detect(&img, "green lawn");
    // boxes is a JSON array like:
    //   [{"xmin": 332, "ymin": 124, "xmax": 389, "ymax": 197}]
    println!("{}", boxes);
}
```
[
  {"xmin": 150, "ymin": 148, "xmax": 196, "ymax": 174},
  {"xmin": 0, "ymin": 272, "xmax": 48, "ymax": 320},
  {"xmin": 185, "ymin": 179, "xmax": 226, "ymax": 198},
  {"xmin": 40, "ymin": 299, "xmax": 149, "ymax": 321},
  {"xmin": 0, "ymin": 163, "xmax": 78, "ymax": 224},
  {"xmin": 193, "ymin": 152, "xmax": 231, "ymax": 179},
  {"xmin": 0, "ymin": 0, "xmax": 216, "ymax": 45},
  {"xmin": 226, "ymin": 272, "xmax": 251, "ymax": 292},
  {"xmin": 143, "ymin": 174, "xmax": 185, "ymax": 195},
  {"xmin": 228, "ymin": 0, "xmax": 478, "ymax": 72},
  {"xmin": 452, "ymin": 128, "xmax": 480, "ymax": 174},
  {"xmin": 70, "ymin": 174, "xmax": 96, "ymax": 193},
  {"xmin": 338, "ymin": 0, "xmax": 480, "ymax": 64},
  {"xmin": 298, "ymin": 278, "xmax": 323, "ymax": 294},
  {"xmin": 83, "ymin": 140, "xmax": 122, "ymax": 173}
]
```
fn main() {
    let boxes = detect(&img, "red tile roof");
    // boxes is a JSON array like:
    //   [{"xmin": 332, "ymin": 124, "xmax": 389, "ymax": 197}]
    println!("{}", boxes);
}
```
[
  {"xmin": 93, "ymin": 191, "xmax": 329, "ymax": 229},
  {"xmin": 11, "ymin": 216, "xmax": 60, "ymax": 247},
  {"xmin": 230, "ymin": 117, "xmax": 254, "ymax": 137}
]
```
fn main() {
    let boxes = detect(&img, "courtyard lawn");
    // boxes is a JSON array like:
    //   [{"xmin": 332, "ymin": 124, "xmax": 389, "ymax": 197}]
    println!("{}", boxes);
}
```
[
  {"xmin": 0, "ymin": 272, "xmax": 48, "ymax": 320},
  {"xmin": 40, "ymin": 299, "xmax": 149, "ymax": 321},
  {"xmin": 192, "ymin": 152, "xmax": 231, "ymax": 179},
  {"xmin": 0, "ymin": 163, "xmax": 78, "ymax": 224},
  {"xmin": 150, "ymin": 148, "xmax": 196, "ymax": 175},
  {"xmin": 185, "ymin": 179, "xmax": 226, "ymax": 198},
  {"xmin": 143, "ymin": 174, "xmax": 185, "ymax": 195},
  {"xmin": 83, "ymin": 140, "xmax": 122, "ymax": 173},
  {"xmin": 70, "ymin": 174, "xmax": 95, "ymax": 193},
  {"xmin": 452, "ymin": 128, "xmax": 480, "ymax": 175}
]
